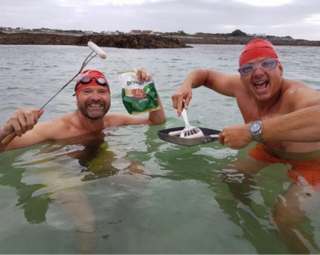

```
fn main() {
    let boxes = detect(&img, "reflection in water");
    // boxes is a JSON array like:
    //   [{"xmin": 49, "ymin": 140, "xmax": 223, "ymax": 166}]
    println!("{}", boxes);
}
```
[
  {"xmin": 151, "ymin": 141, "xmax": 320, "ymax": 254},
  {"xmin": 16, "ymin": 133, "xmax": 118, "ymax": 178},
  {"xmin": 0, "ymin": 166, "xmax": 51, "ymax": 224},
  {"xmin": 219, "ymin": 163, "xmax": 290, "ymax": 254},
  {"xmin": 228, "ymin": 152, "xmax": 320, "ymax": 254},
  {"xmin": 0, "ymin": 132, "xmax": 147, "ymax": 253},
  {"xmin": 1, "ymin": 126, "xmax": 320, "ymax": 253}
]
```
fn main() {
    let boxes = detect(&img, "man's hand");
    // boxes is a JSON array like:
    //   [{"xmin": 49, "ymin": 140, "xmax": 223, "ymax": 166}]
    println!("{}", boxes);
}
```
[
  {"xmin": 218, "ymin": 124, "xmax": 254, "ymax": 149},
  {"xmin": 136, "ymin": 66, "xmax": 151, "ymax": 81},
  {"xmin": 1, "ymin": 108, "xmax": 44, "ymax": 138},
  {"xmin": 171, "ymin": 84, "xmax": 193, "ymax": 116}
]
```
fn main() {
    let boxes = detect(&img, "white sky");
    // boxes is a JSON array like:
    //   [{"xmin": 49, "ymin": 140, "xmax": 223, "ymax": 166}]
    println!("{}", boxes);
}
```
[{"xmin": 1, "ymin": 0, "xmax": 320, "ymax": 40}]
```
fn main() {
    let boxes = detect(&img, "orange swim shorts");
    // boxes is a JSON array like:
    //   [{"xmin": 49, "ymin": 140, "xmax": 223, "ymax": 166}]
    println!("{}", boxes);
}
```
[{"xmin": 248, "ymin": 143, "xmax": 320, "ymax": 188}]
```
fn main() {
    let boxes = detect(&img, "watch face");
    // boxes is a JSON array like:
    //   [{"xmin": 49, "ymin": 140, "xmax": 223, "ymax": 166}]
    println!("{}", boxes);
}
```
[{"xmin": 250, "ymin": 122, "xmax": 261, "ymax": 133}]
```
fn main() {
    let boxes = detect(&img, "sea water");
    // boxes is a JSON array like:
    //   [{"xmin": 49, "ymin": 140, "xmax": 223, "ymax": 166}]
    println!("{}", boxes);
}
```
[{"xmin": 0, "ymin": 44, "xmax": 320, "ymax": 253}]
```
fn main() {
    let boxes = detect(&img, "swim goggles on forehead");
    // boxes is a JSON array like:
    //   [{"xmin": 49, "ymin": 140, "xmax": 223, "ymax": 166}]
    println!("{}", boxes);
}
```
[
  {"xmin": 75, "ymin": 75, "xmax": 109, "ymax": 88},
  {"xmin": 238, "ymin": 58, "xmax": 279, "ymax": 76}
]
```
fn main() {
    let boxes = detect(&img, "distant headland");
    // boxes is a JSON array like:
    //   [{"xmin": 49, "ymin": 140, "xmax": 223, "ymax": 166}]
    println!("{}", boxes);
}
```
[
  {"xmin": 0, "ymin": 32, "xmax": 187, "ymax": 49},
  {"xmin": 0, "ymin": 27, "xmax": 320, "ymax": 48}
]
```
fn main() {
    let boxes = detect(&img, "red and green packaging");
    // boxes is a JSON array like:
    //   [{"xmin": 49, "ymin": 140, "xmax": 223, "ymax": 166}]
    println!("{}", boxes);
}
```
[{"xmin": 117, "ymin": 70, "xmax": 160, "ymax": 114}]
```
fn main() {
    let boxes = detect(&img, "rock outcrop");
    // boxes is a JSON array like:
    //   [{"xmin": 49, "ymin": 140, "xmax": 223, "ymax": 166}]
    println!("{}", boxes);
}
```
[
  {"xmin": 1, "ymin": 31, "xmax": 319, "ymax": 47},
  {"xmin": 0, "ymin": 32, "xmax": 189, "ymax": 49},
  {"xmin": 174, "ymin": 35, "xmax": 320, "ymax": 46}
]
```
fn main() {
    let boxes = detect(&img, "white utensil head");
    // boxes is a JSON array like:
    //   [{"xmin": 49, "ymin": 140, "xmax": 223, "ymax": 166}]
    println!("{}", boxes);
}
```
[
  {"xmin": 88, "ymin": 41, "xmax": 107, "ymax": 59},
  {"xmin": 180, "ymin": 127, "xmax": 204, "ymax": 138}
]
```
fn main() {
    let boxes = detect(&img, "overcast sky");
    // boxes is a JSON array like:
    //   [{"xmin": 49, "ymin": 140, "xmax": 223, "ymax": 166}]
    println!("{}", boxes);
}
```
[{"xmin": 2, "ymin": 0, "xmax": 320, "ymax": 40}]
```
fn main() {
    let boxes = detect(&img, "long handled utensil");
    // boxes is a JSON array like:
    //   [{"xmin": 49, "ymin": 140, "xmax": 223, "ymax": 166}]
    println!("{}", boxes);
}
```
[
  {"xmin": 168, "ymin": 106, "xmax": 205, "ymax": 138},
  {"xmin": 179, "ymin": 108, "xmax": 204, "ymax": 138},
  {"xmin": 2, "ymin": 41, "xmax": 107, "ymax": 146}
]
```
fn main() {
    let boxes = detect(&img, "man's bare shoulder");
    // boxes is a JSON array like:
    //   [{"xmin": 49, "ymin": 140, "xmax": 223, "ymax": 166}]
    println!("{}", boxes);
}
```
[
  {"xmin": 32, "ymin": 112, "xmax": 78, "ymax": 139},
  {"xmin": 56, "ymin": 112, "xmax": 77, "ymax": 124},
  {"xmin": 282, "ymin": 78, "xmax": 318, "ymax": 93},
  {"xmin": 282, "ymin": 79, "xmax": 320, "ymax": 108},
  {"xmin": 34, "ymin": 119, "xmax": 69, "ymax": 138}
]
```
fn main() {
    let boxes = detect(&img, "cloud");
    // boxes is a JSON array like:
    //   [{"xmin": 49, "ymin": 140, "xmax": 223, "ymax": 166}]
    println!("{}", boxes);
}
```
[
  {"xmin": 305, "ymin": 14, "xmax": 320, "ymax": 25},
  {"xmin": 233, "ymin": 0, "xmax": 295, "ymax": 7},
  {"xmin": 1, "ymin": 0, "xmax": 320, "ymax": 40}
]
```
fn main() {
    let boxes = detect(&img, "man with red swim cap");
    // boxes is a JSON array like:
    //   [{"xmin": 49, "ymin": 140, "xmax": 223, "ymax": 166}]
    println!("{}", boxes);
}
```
[
  {"xmin": 0, "ymin": 67, "xmax": 165, "ymax": 250},
  {"xmin": 74, "ymin": 69, "xmax": 111, "ymax": 96},
  {"xmin": 172, "ymin": 37, "xmax": 320, "ymax": 169},
  {"xmin": 173, "ymin": 38, "xmax": 320, "ymax": 157},
  {"xmin": 172, "ymin": 39, "xmax": 320, "ymax": 248},
  {"xmin": 0, "ymin": 68, "xmax": 165, "ymax": 151},
  {"xmin": 238, "ymin": 38, "xmax": 279, "ymax": 66}
]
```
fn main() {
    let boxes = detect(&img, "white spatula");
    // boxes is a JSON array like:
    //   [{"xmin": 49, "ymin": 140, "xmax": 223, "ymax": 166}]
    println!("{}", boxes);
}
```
[{"xmin": 180, "ymin": 108, "xmax": 204, "ymax": 138}]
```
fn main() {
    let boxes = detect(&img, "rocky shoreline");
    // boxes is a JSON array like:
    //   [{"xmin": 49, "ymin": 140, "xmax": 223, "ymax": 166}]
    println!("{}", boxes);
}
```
[
  {"xmin": 175, "ymin": 35, "xmax": 320, "ymax": 47},
  {"xmin": 0, "ymin": 32, "xmax": 189, "ymax": 49},
  {"xmin": 1, "ymin": 32, "xmax": 320, "ymax": 48}
]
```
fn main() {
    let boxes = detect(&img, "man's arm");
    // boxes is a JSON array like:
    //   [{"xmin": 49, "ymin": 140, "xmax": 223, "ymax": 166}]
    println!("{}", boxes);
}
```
[
  {"xmin": 171, "ymin": 69, "xmax": 241, "ymax": 115},
  {"xmin": 219, "ymin": 85, "xmax": 320, "ymax": 149},
  {"xmin": 260, "ymin": 85, "xmax": 320, "ymax": 143},
  {"xmin": 4, "ymin": 121, "xmax": 63, "ymax": 151},
  {"xmin": 220, "ymin": 104, "xmax": 320, "ymax": 150},
  {"xmin": 262, "ymin": 105, "xmax": 320, "ymax": 143},
  {"xmin": 0, "ymin": 108, "xmax": 44, "ymax": 152}
]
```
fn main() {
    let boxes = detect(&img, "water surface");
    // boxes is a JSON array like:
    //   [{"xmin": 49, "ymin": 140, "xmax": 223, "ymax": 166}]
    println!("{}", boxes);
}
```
[{"xmin": 0, "ymin": 44, "xmax": 320, "ymax": 253}]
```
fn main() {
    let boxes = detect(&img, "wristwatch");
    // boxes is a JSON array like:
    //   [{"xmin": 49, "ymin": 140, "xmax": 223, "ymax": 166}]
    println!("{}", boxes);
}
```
[{"xmin": 248, "ymin": 121, "xmax": 264, "ymax": 142}]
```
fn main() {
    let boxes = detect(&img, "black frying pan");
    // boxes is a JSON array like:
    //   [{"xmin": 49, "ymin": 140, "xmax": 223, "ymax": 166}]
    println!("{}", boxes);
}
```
[{"xmin": 157, "ymin": 127, "xmax": 221, "ymax": 147}]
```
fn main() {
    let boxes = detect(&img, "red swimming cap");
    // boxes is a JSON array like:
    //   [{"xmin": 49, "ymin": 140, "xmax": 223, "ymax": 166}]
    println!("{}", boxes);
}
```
[
  {"xmin": 239, "ymin": 39, "xmax": 279, "ymax": 67},
  {"xmin": 75, "ymin": 69, "xmax": 110, "ymax": 96}
]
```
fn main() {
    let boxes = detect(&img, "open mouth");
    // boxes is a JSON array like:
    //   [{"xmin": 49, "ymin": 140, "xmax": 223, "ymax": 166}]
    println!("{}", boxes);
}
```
[
  {"xmin": 253, "ymin": 80, "xmax": 269, "ymax": 93},
  {"xmin": 88, "ymin": 103, "xmax": 103, "ymax": 107},
  {"xmin": 87, "ymin": 103, "xmax": 104, "ymax": 111},
  {"xmin": 85, "ymin": 103, "xmax": 105, "ymax": 119}
]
